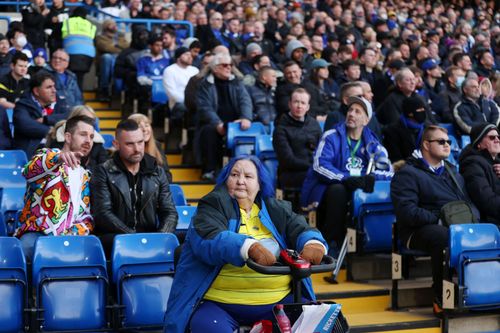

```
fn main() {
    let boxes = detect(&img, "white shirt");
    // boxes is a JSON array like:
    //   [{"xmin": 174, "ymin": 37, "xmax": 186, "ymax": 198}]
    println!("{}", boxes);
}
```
[
  {"xmin": 67, "ymin": 165, "xmax": 84, "ymax": 222},
  {"xmin": 162, "ymin": 63, "xmax": 199, "ymax": 109}
]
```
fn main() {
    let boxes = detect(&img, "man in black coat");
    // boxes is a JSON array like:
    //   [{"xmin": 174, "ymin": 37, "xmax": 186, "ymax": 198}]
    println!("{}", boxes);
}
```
[
  {"xmin": 391, "ymin": 125, "xmax": 479, "ymax": 316},
  {"xmin": 273, "ymin": 88, "xmax": 322, "ymax": 189},
  {"xmin": 459, "ymin": 123, "xmax": 500, "ymax": 225},
  {"xmin": 91, "ymin": 119, "xmax": 178, "ymax": 257}
]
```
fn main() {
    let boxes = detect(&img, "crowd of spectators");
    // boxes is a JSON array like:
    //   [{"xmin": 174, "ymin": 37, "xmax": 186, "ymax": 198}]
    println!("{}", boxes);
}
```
[{"xmin": 0, "ymin": 0, "xmax": 499, "ymax": 320}]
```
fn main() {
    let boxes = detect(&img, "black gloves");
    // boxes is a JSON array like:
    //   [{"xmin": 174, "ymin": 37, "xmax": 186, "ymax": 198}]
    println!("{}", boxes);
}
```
[{"xmin": 343, "ymin": 175, "xmax": 375, "ymax": 193}]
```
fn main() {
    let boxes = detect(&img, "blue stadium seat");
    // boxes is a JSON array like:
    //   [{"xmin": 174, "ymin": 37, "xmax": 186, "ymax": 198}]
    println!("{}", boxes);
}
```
[
  {"xmin": 5, "ymin": 108, "xmax": 13, "ymax": 135},
  {"xmin": 461, "ymin": 135, "xmax": 471, "ymax": 148},
  {"xmin": 449, "ymin": 135, "xmax": 461, "ymax": 160},
  {"xmin": 352, "ymin": 180, "xmax": 395, "ymax": 252},
  {"xmin": 448, "ymin": 224, "xmax": 500, "ymax": 309},
  {"xmin": 0, "ymin": 236, "xmax": 27, "ymax": 333},
  {"xmin": 0, "ymin": 211, "xmax": 6, "ymax": 236},
  {"xmin": 32, "ymin": 236, "xmax": 108, "ymax": 331},
  {"xmin": 102, "ymin": 134, "xmax": 114, "ymax": 149},
  {"xmin": 226, "ymin": 122, "xmax": 267, "ymax": 156},
  {"xmin": 255, "ymin": 135, "xmax": 278, "ymax": 187},
  {"xmin": 176, "ymin": 205, "xmax": 196, "ymax": 232},
  {"xmin": 318, "ymin": 120, "xmax": 325, "ymax": 132},
  {"xmin": 0, "ymin": 170, "xmax": 26, "ymax": 234},
  {"xmin": 0, "ymin": 150, "xmax": 27, "ymax": 170},
  {"xmin": 439, "ymin": 123, "xmax": 457, "ymax": 137},
  {"xmin": 152, "ymin": 79, "xmax": 168, "ymax": 104},
  {"xmin": 111, "ymin": 233, "xmax": 179, "ymax": 329},
  {"xmin": 169, "ymin": 184, "xmax": 187, "ymax": 206}
]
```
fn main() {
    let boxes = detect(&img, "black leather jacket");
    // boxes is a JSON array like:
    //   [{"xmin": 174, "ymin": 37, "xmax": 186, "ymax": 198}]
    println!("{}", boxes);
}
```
[{"xmin": 91, "ymin": 153, "xmax": 178, "ymax": 234}]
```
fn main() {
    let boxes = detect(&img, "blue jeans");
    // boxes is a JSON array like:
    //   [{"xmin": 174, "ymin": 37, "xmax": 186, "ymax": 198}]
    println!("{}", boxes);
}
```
[
  {"xmin": 98, "ymin": 53, "xmax": 117, "ymax": 92},
  {"xmin": 19, "ymin": 232, "xmax": 42, "ymax": 261}
]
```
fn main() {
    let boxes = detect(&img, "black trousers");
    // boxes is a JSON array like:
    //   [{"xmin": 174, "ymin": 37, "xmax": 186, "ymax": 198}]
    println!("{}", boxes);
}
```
[
  {"xmin": 199, "ymin": 124, "xmax": 224, "ymax": 173},
  {"xmin": 408, "ymin": 224, "xmax": 448, "ymax": 301},
  {"xmin": 317, "ymin": 183, "xmax": 350, "ymax": 247}
]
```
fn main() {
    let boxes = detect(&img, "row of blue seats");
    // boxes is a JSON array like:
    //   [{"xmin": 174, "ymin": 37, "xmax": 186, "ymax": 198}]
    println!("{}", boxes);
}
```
[{"xmin": 0, "ymin": 233, "xmax": 179, "ymax": 332}]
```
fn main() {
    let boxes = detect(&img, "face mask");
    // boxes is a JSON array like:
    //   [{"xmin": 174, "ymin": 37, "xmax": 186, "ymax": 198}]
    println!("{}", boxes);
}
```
[
  {"xmin": 455, "ymin": 76, "xmax": 465, "ymax": 88},
  {"xmin": 379, "ymin": 14, "xmax": 388, "ymax": 20},
  {"xmin": 16, "ymin": 35, "xmax": 27, "ymax": 48},
  {"xmin": 413, "ymin": 111, "xmax": 426, "ymax": 123}
]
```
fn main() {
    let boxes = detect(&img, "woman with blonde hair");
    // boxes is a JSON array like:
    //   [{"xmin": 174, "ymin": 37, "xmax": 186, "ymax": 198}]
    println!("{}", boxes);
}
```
[
  {"xmin": 128, "ymin": 113, "xmax": 172, "ymax": 182},
  {"xmin": 45, "ymin": 105, "xmax": 109, "ymax": 172}
]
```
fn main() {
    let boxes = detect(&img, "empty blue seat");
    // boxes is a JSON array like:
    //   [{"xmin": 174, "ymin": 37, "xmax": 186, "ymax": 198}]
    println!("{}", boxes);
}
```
[
  {"xmin": 0, "ymin": 211, "xmax": 6, "ymax": 236},
  {"xmin": 176, "ymin": 205, "xmax": 196, "ymax": 232},
  {"xmin": 352, "ymin": 180, "xmax": 395, "ymax": 252},
  {"xmin": 102, "ymin": 134, "xmax": 114, "ymax": 149},
  {"xmin": 169, "ymin": 184, "xmax": 187, "ymax": 206},
  {"xmin": 0, "ymin": 236, "xmax": 26, "ymax": 333},
  {"xmin": 152, "ymin": 79, "xmax": 168, "ymax": 104},
  {"xmin": 449, "ymin": 224, "xmax": 500, "ymax": 309},
  {"xmin": 227, "ymin": 122, "xmax": 267, "ymax": 156},
  {"xmin": 449, "ymin": 135, "xmax": 461, "ymax": 160},
  {"xmin": 32, "ymin": 236, "xmax": 108, "ymax": 331},
  {"xmin": 439, "ymin": 123, "xmax": 456, "ymax": 137},
  {"xmin": 0, "ymin": 150, "xmax": 27, "ymax": 170},
  {"xmin": 112, "ymin": 233, "xmax": 179, "ymax": 329},
  {"xmin": 0, "ymin": 170, "xmax": 26, "ymax": 233}
]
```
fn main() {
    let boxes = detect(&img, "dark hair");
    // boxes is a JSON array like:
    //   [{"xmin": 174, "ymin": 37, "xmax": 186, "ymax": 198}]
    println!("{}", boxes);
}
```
[
  {"xmin": 30, "ymin": 71, "xmax": 55, "ymax": 91},
  {"xmin": 339, "ymin": 81, "xmax": 362, "ymax": 100},
  {"xmin": 452, "ymin": 52, "xmax": 469, "ymax": 66},
  {"xmin": 11, "ymin": 51, "xmax": 28, "ymax": 65},
  {"xmin": 216, "ymin": 155, "xmax": 275, "ymax": 199},
  {"xmin": 65, "ymin": 115, "xmax": 95, "ymax": 134},
  {"xmin": 115, "ymin": 119, "xmax": 140, "ymax": 137},
  {"xmin": 283, "ymin": 60, "xmax": 300, "ymax": 70},
  {"xmin": 342, "ymin": 59, "xmax": 359, "ymax": 71},
  {"xmin": 148, "ymin": 34, "xmax": 163, "ymax": 45}
]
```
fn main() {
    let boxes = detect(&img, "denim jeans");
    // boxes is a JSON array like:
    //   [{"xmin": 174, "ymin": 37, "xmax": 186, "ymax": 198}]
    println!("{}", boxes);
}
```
[{"xmin": 98, "ymin": 53, "xmax": 117, "ymax": 92}]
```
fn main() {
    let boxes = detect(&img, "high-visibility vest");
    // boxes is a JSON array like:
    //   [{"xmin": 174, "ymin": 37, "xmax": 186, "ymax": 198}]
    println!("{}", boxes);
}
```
[{"xmin": 61, "ymin": 17, "xmax": 96, "ymax": 57}]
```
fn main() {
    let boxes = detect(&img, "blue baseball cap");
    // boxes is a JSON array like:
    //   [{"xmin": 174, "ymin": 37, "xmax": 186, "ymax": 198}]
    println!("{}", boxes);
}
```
[
  {"xmin": 34, "ymin": 48, "xmax": 48, "ymax": 61},
  {"xmin": 311, "ymin": 58, "xmax": 331, "ymax": 69},
  {"xmin": 421, "ymin": 58, "xmax": 439, "ymax": 71}
]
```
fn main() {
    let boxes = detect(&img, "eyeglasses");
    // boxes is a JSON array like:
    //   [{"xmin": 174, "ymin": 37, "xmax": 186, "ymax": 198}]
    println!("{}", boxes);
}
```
[
  {"xmin": 217, "ymin": 63, "xmax": 232, "ymax": 68},
  {"xmin": 52, "ymin": 56, "xmax": 69, "ymax": 62},
  {"xmin": 487, "ymin": 135, "xmax": 500, "ymax": 141},
  {"xmin": 427, "ymin": 139, "xmax": 452, "ymax": 146}
]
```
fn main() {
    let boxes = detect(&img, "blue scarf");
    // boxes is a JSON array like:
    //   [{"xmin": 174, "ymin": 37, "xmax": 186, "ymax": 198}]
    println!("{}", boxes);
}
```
[{"xmin": 400, "ymin": 113, "xmax": 424, "ymax": 148}]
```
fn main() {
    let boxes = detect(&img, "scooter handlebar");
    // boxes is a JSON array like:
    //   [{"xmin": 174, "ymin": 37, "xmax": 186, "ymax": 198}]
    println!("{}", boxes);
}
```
[{"xmin": 246, "ymin": 255, "xmax": 336, "ymax": 275}]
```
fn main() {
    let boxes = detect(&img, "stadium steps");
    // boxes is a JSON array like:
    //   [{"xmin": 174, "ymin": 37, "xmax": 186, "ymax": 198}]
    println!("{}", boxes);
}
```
[
  {"xmin": 84, "ymin": 93, "xmax": 122, "ymax": 135},
  {"xmin": 312, "ymin": 271, "xmax": 441, "ymax": 332}
]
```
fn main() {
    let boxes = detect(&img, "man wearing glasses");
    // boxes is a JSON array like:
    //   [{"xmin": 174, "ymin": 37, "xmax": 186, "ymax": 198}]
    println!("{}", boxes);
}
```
[
  {"xmin": 391, "ymin": 125, "xmax": 479, "ymax": 316},
  {"xmin": 44, "ymin": 48, "xmax": 83, "ymax": 110},
  {"xmin": 196, "ymin": 52, "xmax": 252, "ymax": 181},
  {"xmin": 459, "ymin": 123, "xmax": 500, "ymax": 225}
]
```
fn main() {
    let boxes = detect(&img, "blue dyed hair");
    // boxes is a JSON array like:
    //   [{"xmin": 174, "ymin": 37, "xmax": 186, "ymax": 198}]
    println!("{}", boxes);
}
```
[{"xmin": 216, "ymin": 155, "xmax": 275, "ymax": 199}]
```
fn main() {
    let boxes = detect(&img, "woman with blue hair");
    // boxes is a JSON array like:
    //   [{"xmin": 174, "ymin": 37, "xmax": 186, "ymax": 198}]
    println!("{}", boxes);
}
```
[{"xmin": 164, "ymin": 155, "xmax": 328, "ymax": 333}]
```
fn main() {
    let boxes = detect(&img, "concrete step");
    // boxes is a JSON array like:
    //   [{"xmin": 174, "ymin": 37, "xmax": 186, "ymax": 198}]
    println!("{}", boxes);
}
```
[
  {"xmin": 444, "ymin": 312, "xmax": 500, "ymax": 333},
  {"xmin": 99, "ymin": 119, "xmax": 120, "ymax": 130},
  {"xmin": 179, "ymin": 183, "xmax": 214, "ymax": 200},
  {"xmin": 170, "ymin": 168, "xmax": 202, "ymax": 182},
  {"xmin": 83, "ymin": 91, "xmax": 96, "ymax": 100},
  {"xmin": 167, "ymin": 154, "xmax": 182, "ymax": 165},
  {"xmin": 95, "ymin": 110, "xmax": 121, "ymax": 119},
  {"xmin": 86, "ymin": 101, "xmax": 110, "ymax": 109}
]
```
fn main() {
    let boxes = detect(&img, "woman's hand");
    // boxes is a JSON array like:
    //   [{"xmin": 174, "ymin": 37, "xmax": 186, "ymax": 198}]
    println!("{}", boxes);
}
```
[
  {"xmin": 248, "ymin": 242, "xmax": 276, "ymax": 266},
  {"xmin": 300, "ymin": 243, "xmax": 325, "ymax": 265}
]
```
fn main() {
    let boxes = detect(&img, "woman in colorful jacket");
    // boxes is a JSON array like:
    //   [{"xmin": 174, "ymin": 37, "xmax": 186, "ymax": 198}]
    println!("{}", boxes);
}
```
[{"xmin": 164, "ymin": 155, "xmax": 327, "ymax": 333}]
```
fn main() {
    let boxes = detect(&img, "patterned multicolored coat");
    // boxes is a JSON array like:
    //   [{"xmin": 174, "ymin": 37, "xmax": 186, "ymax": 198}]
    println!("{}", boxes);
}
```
[{"xmin": 15, "ymin": 148, "xmax": 94, "ymax": 237}]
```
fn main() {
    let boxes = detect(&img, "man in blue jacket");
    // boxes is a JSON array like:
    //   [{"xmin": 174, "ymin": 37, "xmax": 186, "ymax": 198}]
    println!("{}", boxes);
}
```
[
  {"xmin": 301, "ymin": 96, "xmax": 393, "ymax": 255},
  {"xmin": 13, "ymin": 71, "xmax": 69, "ymax": 157},
  {"xmin": 391, "ymin": 125, "xmax": 479, "ymax": 316}
]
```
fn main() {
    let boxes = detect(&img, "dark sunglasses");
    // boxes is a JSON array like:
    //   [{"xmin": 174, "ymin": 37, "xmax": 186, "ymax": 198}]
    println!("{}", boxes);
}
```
[
  {"xmin": 487, "ymin": 135, "xmax": 500, "ymax": 141},
  {"xmin": 427, "ymin": 139, "xmax": 452, "ymax": 146}
]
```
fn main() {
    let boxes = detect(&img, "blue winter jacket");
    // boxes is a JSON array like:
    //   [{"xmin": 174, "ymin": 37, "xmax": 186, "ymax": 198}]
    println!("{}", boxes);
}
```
[
  {"xmin": 301, "ymin": 123, "xmax": 393, "ymax": 209},
  {"xmin": 163, "ymin": 185, "xmax": 327, "ymax": 333},
  {"xmin": 13, "ymin": 94, "xmax": 69, "ymax": 157}
]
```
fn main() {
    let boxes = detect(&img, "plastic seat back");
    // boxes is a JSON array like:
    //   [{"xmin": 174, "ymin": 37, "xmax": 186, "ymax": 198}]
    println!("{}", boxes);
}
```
[
  {"xmin": 32, "ymin": 236, "xmax": 108, "ymax": 331},
  {"xmin": 176, "ymin": 205, "xmax": 196, "ymax": 231},
  {"xmin": 152, "ymin": 79, "xmax": 168, "ymax": 104},
  {"xmin": 0, "ymin": 213, "xmax": 5, "ymax": 236},
  {"xmin": 449, "ymin": 135, "xmax": 461, "ymax": 159},
  {"xmin": 461, "ymin": 135, "xmax": 471, "ymax": 148},
  {"xmin": 226, "ymin": 122, "xmax": 267, "ymax": 152},
  {"xmin": 0, "ymin": 150, "xmax": 27, "ymax": 170},
  {"xmin": 255, "ymin": 135, "xmax": 276, "ymax": 160},
  {"xmin": 352, "ymin": 181, "xmax": 395, "ymax": 252},
  {"xmin": 460, "ymin": 248, "xmax": 500, "ymax": 308},
  {"xmin": 101, "ymin": 134, "xmax": 114, "ymax": 149},
  {"xmin": 112, "ymin": 233, "xmax": 179, "ymax": 328},
  {"xmin": 0, "ymin": 170, "xmax": 26, "ymax": 220},
  {"xmin": 449, "ymin": 224, "xmax": 500, "ymax": 269},
  {"xmin": 439, "ymin": 123, "xmax": 457, "ymax": 137},
  {"xmin": 0, "ymin": 236, "xmax": 26, "ymax": 333},
  {"xmin": 169, "ymin": 184, "xmax": 187, "ymax": 206}
]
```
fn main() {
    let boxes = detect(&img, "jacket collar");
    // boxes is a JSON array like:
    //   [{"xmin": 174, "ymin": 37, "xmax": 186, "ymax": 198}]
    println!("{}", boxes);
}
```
[{"xmin": 206, "ymin": 73, "xmax": 235, "ymax": 84}]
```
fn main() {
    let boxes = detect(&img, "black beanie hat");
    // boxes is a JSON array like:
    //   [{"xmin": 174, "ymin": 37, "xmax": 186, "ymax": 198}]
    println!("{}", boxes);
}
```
[
  {"xmin": 174, "ymin": 47, "xmax": 190, "ymax": 60},
  {"xmin": 470, "ymin": 123, "xmax": 498, "ymax": 148},
  {"xmin": 402, "ymin": 96, "xmax": 426, "ymax": 116}
]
